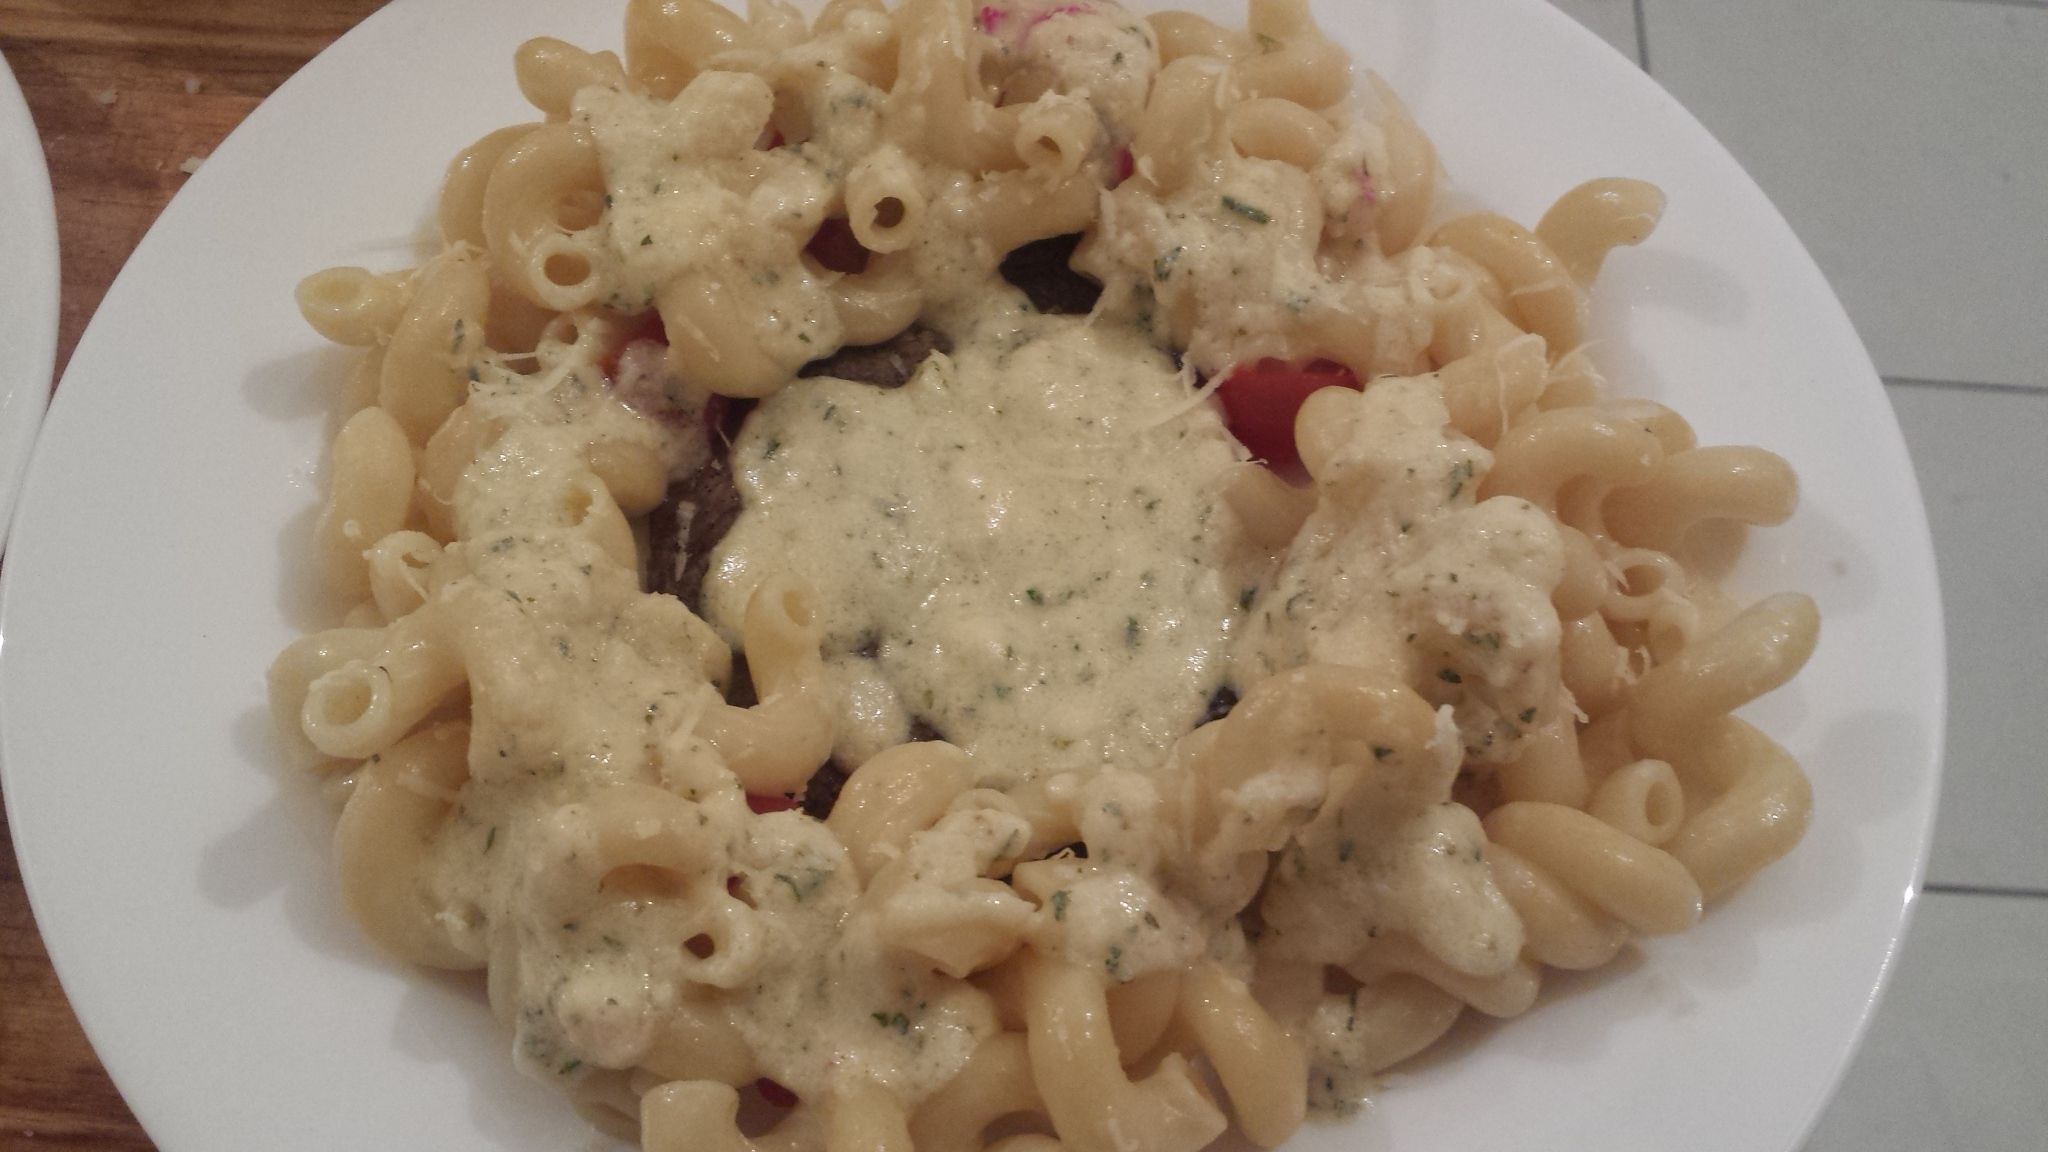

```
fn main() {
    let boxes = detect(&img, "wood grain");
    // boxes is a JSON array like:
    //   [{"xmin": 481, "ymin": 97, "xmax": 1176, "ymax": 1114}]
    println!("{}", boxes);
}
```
[{"xmin": 0, "ymin": 4, "xmax": 387, "ymax": 1147}]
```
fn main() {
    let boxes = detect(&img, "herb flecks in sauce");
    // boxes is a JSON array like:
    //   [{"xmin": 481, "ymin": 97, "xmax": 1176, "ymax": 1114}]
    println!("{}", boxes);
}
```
[{"xmin": 708, "ymin": 310, "xmax": 1249, "ymax": 782}]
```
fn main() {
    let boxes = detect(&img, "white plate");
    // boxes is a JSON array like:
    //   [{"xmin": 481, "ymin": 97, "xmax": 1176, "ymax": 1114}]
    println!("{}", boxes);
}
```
[
  {"xmin": 0, "ymin": 2, "xmax": 1945, "ymax": 1151},
  {"xmin": 0, "ymin": 49, "xmax": 59, "ymax": 551}
]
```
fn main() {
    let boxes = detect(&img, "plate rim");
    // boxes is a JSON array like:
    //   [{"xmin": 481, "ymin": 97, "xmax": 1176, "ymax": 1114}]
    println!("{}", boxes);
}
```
[
  {"xmin": 0, "ymin": 1, "xmax": 1948, "ymax": 1149},
  {"xmin": 0, "ymin": 47, "xmax": 62, "ymax": 552}
]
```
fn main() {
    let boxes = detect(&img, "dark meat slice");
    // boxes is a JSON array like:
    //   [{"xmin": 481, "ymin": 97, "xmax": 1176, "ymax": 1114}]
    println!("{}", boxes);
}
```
[
  {"xmin": 801, "ymin": 760, "xmax": 851, "ymax": 820},
  {"xmin": 799, "ymin": 323, "xmax": 952, "ymax": 388},
  {"xmin": 651, "ymin": 331, "xmax": 945, "ymax": 607},
  {"xmin": 647, "ymin": 322, "xmax": 951, "ymax": 680},
  {"xmin": 999, "ymin": 233, "xmax": 1102, "ymax": 316},
  {"xmin": 724, "ymin": 652, "xmax": 759, "ymax": 709},
  {"xmin": 646, "ymin": 450, "xmax": 743, "ymax": 615},
  {"xmin": 1201, "ymin": 684, "xmax": 1239, "ymax": 724}
]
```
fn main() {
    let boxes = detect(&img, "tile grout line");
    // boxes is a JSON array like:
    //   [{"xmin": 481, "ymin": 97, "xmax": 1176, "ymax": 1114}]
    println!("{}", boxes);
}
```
[
  {"xmin": 1631, "ymin": 0, "xmax": 1651, "ymax": 71},
  {"xmin": 1922, "ymin": 882, "xmax": 2048, "ymax": 900},
  {"xmin": 1884, "ymin": 375, "xmax": 2048, "ymax": 397},
  {"xmin": 1941, "ymin": 0, "xmax": 2048, "ymax": 11}
]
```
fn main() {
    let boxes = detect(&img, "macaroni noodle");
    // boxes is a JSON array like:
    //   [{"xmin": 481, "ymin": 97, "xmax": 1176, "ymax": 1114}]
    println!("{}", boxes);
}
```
[{"xmin": 271, "ymin": 2, "xmax": 1823, "ymax": 1148}]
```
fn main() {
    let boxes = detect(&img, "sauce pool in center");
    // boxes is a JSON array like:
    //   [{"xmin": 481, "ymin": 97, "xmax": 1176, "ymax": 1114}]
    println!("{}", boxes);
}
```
[{"xmin": 703, "ymin": 306, "xmax": 1252, "ymax": 787}]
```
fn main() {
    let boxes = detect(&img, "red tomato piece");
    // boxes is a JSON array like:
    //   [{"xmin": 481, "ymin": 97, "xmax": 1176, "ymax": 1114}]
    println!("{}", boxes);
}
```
[
  {"xmin": 755, "ymin": 1078, "xmax": 800, "ymax": 1109},
  {"xmin": 1215, "ymin": 358, "xmax": 1361, "ymax": 479},
  {"xmin": 745, "ymin": 792, "xmax": 802, "ymax": 815},
  {"xmin": 597, "ymin": 310, "xmax": 668, "ymax": 381},
  {"xmin": 1112, "ymin": 146, "xmax": 1134, "ymax": 187},
  {"xmin": 805, "ymin": 218, "xmax": 870, "ymax": 275}
]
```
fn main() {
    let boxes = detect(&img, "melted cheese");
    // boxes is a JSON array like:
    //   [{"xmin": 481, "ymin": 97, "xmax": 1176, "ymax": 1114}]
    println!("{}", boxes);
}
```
[
  {"xmin": 706, "ymin": 307, "xmax": 1251, "ymax": 784},
  {"xmin": 1242, "ymin": 377, "xmax": 1565, "ymax": 762},
  {"xmin": 317, "ymin": 0, "xmax": 1612, "ymax": 1130}
]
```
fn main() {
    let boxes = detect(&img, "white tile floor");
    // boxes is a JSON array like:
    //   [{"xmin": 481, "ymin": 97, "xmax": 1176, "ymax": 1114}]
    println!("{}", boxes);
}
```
[
  {"xmin": 1802, "ymin": 894, "xmax": 2048, "ymax": 1151},
  {"xmin": 1644, "ymin": 0, "xmax": 2048, "ymax": 391},
  {"xmin": 1537, "ymin": 1, "xmax": 2048, "ymax": 1148},
  {"xmin": 1888, "ymin": 383, "xmax": 2048, "ymax": 893},
  {"xmin": 1544, "ymin": 0, "xmax": 1644, "ymax": 60}
]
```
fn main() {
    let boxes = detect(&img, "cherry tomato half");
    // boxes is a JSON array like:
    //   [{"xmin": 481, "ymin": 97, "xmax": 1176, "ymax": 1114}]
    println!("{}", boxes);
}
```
[
  {"xmin": 1215, "ymin": 358, "xmax": 1361, "ymax": 479},
  {"xmin": 745, "ymin": 792, "xmax": 802, "ymax": 815},
  {"xmin": 805, "ymin": 217, "xmax": 870, "ymax": 275},
  {"xmin": 755, "ymin": 1078, "xmax": 800, "ymax": 1108},
  {"xmin": 597, "ymin": 311, "xmax": 667, "ymax": 381},
  {"xmin": 1112, "ymin": 146, "xmax": 1135, "ymax": 187}
]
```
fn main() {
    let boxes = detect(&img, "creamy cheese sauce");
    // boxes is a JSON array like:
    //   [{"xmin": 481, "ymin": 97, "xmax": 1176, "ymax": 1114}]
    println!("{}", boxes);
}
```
[
  {"xmin": 583, "ymin": 74, "xmax": 842, "ymax": 348},
  {"xmin": 1072, "ymin": 109, "xmax": 1454, "ymax": 380},
  {"xmin": 413, "ymin": 344, "xmax": 1013, "ymax": 1099},
  {"xmin": 986, "ymin": 1, "xmax": 1160, "ymax": 133},
  {"xmin": 1241, "ymin": 378, "xmax": 1565, "ymax": 762},
  {"xmin": 721, "ymin": 811, "xmax": 1001, "ymax": 1098},
  {"xmin": 706, "ymin": 307, "xmax": 1252, "ymax": 783}
]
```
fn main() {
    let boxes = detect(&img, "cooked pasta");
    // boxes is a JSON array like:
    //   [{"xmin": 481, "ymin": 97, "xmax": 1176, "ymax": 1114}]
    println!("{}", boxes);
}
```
[{"xmin": 271, "ymin": 1, "xmax": 1822, "ymax": 1149}]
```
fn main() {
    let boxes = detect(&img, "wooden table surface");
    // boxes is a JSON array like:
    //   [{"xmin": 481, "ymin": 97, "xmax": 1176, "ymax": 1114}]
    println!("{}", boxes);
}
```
[{"xmin": 1, "ymin": 4, "xmax": 387, "ymax": 1147}]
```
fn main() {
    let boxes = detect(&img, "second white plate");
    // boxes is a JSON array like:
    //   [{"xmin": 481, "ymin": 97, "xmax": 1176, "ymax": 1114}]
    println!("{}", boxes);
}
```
[{"xmin": 0, "ymin": 48, "xmax": 60, "ymax": 550}]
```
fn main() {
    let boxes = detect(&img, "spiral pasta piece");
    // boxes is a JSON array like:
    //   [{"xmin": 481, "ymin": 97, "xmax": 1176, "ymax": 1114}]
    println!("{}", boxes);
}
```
[{"xmin": 271, "ymin": 3, "xmax": 1829, "ymax": 1145}]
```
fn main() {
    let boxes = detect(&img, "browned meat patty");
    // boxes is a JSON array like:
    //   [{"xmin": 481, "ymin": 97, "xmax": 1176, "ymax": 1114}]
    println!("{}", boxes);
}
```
[
  {"xmin": 998, "ymin": 233, "xmax": 1101, "ymax": 316},
  {"xmin": 645, "ymin": 324, "xmax": 953, "ymax": 613},
  {"xmin": 797, "ymin": 323, "xmax": 953, "ymax": 387},
  {"xmin": 644, "ymin": 256, "xmax": 1084, "ymax": 710},
  {"xmin": 644, "ymin": 449, "xmax": 742, "ymax": 616}
]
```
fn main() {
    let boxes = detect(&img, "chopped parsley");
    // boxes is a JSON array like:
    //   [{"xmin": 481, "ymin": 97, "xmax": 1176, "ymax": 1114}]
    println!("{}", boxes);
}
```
[
  {"xmin": 1447, "ymin": 458, "xmax": 1477, "ymax": 499},
  {"xmin": 1221, "ymin": 195, "xmax": 1272, "ymax": 224},
  {"xmin": 1152, "ymin": 245, "xmax": 1185, "ymax": 281},
  {"xmin": 1438, "ymin": 668, "xmax": 1463, "ymax": 684},
  {"xmin": 771, "ymin": 868, "xmax": 833, "ymax": 902},
  {"xmin": 1051, "ymin": 890, "xmax": 1070, "ymax": 921}
]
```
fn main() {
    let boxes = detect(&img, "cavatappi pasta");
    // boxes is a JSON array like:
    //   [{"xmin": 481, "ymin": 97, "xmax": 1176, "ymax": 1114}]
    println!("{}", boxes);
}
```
[{"xmin": 271, "ymin": 1, "xmax": 1821, "ymax": 1148}]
